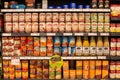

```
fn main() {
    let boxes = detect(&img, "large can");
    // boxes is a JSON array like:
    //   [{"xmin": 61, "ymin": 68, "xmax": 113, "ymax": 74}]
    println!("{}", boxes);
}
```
[
  {"xmin": 65, "ymin": 13, "xmax": 71, "ymax": 22},
  {"xmin": 52, "ymin": 22, "xmax": 59, "ymax": 33},
  {"xmin": 66, "ymin": 22, "xmax": 72, "ymax": 32},
  {"xmin": 39, "ymin": 13, "xmax": 45, "ymax": 22},
  {"xmin": 19, "ymin": 22, "xmax": 25, "ymax": 32},
  {"xmin": 19, "ymin": 13, "xmax": 25, "ymax": 22},
  {"xmin": 5, "ymin": 22, "xmax": 12, "ymax": 32},
  {"xmin": 59, "ymin": 22, "xmax": 65, "ymax": 32},
  {"xmin": 39, "ymin": 22, "xmax": 46, "ymax": 32},
  {"xmin": 25, "ymin": 13, "xmax": 31, "ymax": 22},
  {"xmin": 46, "ymin": 13, "xmax": 52, "ymax": 22},
  {"xmin": 32, "ymin": 22, "xmax": 38, "ymax": 32},
  {"xmin": 53, "ymin": 13, "xmax": 59, "ymax": 22},
  {"xmin": 32, "ymin": 13, "xmax": 38, "ymax": 22},
  {"xmin": 59, "ymin": 13, "xmax": 65, "ymax": 22},
  {"xmin": 13, "ymin": 22, "xmax": 19, "ymax": 32},
  {"xmin": 4, "ymin": 13, "xmax": 12, "ymax": 22},
  {"xmin": 46, "ymin": 22, "xmax": 52, "ymax": 32},
  {"xmin": 25, "ymin": 22, "xmax": 32, "ymax": 33}
]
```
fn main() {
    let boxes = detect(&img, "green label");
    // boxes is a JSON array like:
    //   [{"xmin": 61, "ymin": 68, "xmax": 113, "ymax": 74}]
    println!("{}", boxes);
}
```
[{"xmin": 49, "ymin": 55, "xmax": 63, "ymax": 69}]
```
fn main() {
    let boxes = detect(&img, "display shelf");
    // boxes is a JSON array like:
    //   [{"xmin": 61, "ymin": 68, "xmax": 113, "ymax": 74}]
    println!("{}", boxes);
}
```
[
  {"xmin": 2, "ymin": 56, "xmax": 108, "ymax": 60},
  {"xmin": 109, "ymin": 56, "xmax": 120, "ymax": 60},
  {"xmin": 111, "ymin": 17, "xmax": 120, "ymax": 21},
  {"xmin": 1, "ymin": 9, "xmax": 111, "ymax": 12},
  {"xmin": 111, "ymin": 32, "xmax": 120, "ymax": 36},
  {"xmin": 1, "ymin": 9, "xmax": 24, "ymax": 12},
  {"xmin": 1, "ymin": 33, "xmax": 111, "ymax": 36}
]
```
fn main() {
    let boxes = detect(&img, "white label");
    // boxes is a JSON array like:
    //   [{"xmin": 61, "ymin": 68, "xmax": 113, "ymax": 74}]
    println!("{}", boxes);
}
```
[
  {"xmin": 11, "ymin": 57, "xmax": 20, "ymax": 65},
  {"xmin": 83, "ymin": 47, "xmax": 89, "ymax": 54},
  {"xmin": 97, "ymin": 47, "xmax": 103, "ymax": 55},
  {"xmin": 90, "ymin": 47, "xmax": 96, "ymax": 55},
  {"xmin": 76, "ymin": 47, "xmax": 82, "ymax": 55},
  {"xmin": 104, "ymin": 47, "xmax": 109, "ymax": 55}
]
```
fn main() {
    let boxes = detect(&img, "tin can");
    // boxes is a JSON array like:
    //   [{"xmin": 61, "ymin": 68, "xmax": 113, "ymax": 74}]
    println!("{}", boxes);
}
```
[
  {"xmin": 19, "ymin": 22, "xmax": 25, "ymax": 32},
  {"xmin": 13, "ymin": 22, "xmax": 19, "ymax": 32},
  {"xmin": 4, "ymin": 13, "xmax": 12, "ymax": 22},
  {"xmin": 19, "ymin": 13, "xmax": 25, "ymax": 22},
  {"xmin": 32, "ymin": 13, "xmax": 38, "ymax": 22},
  {"xmin": 25, "ymin": 13, "xmax": 31, "ymax": 22},
  {"xmin": 39, "ymin": 13, "xmax": 45, "ymax": 22},
  {"xmin": 5, "ymin": 22, "xmax": 12, "ymax": 32},
  {"xmin": 32, "ymin": 22, "xmax": 38, "ymax": 32}
]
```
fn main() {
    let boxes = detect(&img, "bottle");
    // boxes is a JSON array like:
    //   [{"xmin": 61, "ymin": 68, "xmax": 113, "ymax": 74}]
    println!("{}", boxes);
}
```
[
  {"xmin": 76, "ymin": 37, "xmax": 82, "ymax": 56},
  {"xmin": 104, "ymin": 37, "xmax": 109, "ymax": 56},
  {"xmin": 97, "ymin": 37, "xmax": 103, "ymax": 56},
  {"xmin": 90, "ymin": 37, "xmax": 96, "ymax": 56},
  {"xmin": 83, "ymin": 37, "xmax": 89, "ymax": 56}
]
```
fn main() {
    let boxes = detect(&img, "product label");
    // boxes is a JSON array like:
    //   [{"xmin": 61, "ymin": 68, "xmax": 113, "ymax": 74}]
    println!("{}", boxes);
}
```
[
  {"xmin": 19, "ymin": 22, "xmax": 25, "ymax": 32},
  {"xmin": 90, "ymin": 47, "xmax": 96, "ymax": 55},
  {"xmin": 39, "ymin": 22, "xmax": 45, "ymax": 32},
  {"xmin": 59, "ymin": 22, "xmax": 65, "ymax": 32},
  {"xmin": 13, "ymin": 13, "xmax": 18, "ymax": 22},
  {"xmin": 59, "ymin": 13, "xmax": 65, "ymax": 22},
  {"xmin": 76, "ymin": 47, "xmax": 82, "ymax": 55},
  {"xmin": 66, "ymin": 22, "xmax": 72, "ymax": 32},
  {"xmin": 85, "ymin": 23, "xmax": 91, "ymax": 32},
  {"xmin": 39, "ymin": 13, "xmax": 45, "ymax": 22},
  {"xmin": 91, "ymin": 23, "xmax": 97, "ymax": 32},
  {"xmin": 53, "ymin": 22, "xmax": 59, "ymax": 32},
  {"xmin": 79, "ymin": 13, "xmax": 84, "ymax": 22},
  {"xmin": 83, "ymin": 47, "xmax": 89, "ymax": 55},
  {"xmin": 66, "ymin": 13, "xmax": 71, "ymax": 22},
  {"xmin": 46, "ymin": 13, "xmax": 52, "ymax": 22},
  {"xmin": 97, "ymin": 47, "xmax": 103, "ymax": 55},
  {"xmin": 104, "ymin": 47, "xmax": 109, "ymax": 55},
  {"xmin": 46, "ymin": 22, "xmax": 52, "ymax": 32},
  {"xmin": 98, "ymin": 23, "xmax": 103, "ymax": 32},
  {"xmin": 53, "ymin": 13, "xmax": 58, "ymax": 22},
  {"xmin": 32, "ymin": 13, "xmax": 38, "ymax": 22},
  {"xmin": 19, "ymin": 13, "xmax": 24, "ymax": 22}
]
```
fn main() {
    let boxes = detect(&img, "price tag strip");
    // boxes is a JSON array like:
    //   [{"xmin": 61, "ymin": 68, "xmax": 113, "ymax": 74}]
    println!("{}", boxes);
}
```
[
  {"xmin": 11, "ymin": 57, "xmax": 20, "ymax": 65},
  {"xmin": 2, "ymin": 33, "xmax": 11, "ymax": 36}
]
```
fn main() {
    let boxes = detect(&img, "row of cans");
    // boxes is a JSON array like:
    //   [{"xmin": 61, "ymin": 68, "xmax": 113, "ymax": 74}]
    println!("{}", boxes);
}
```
[
  {"xmin": 4, "ymin": 22, "xmax": 110, "ymax": 33},
  {"xmin": 4, "ymin": 13, "xmax": 109, "ymax": 23}
]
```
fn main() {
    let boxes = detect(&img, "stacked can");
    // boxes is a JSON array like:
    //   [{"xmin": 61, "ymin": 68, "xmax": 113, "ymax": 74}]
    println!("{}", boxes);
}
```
[
  {"xmin": 27, "ymin": 37, "xmax": 33, "ymax": 56},
  {"xmin": 3, "ymin": 60, "xmax": 9, "ymax": 79},
  {"xmin": 8, "ymin": 37, "xmax": 14, "ymax": 56},
  {"xmin": 34, "ymin": 37, "xmax": 40, "ymax": 56},
  {"xmin": 15, "ymin": 61, "xmax": 22, "ymax": 79},
  {"xmin": 110, "ymin": 38, "xmax": 117, "ymax": 56},
  {"xmin": 102, "ymin": 61, "xmax": 109, "ymax": 79},
  {"xmin": 30, "ymin": 60, "xmax": 37, "ymax": 79},
  {"xmin": 110, "ymin": 61, "xmax": 116, "ymax": 78},
  {"xmin": 43, "ymin": 60, "xmax": 49, "ymax": 79},
  {"xmin": 21, "ymin": 60, "xmax": 28, "ymax": 79},
  {"xmin": 36, "ymin": 60, "xmax": 43, "ymax": 79},
  {"xmin": 63, "ymin": 61, "xmax": 69, "ymax": 79},
  {"xmin": 54, "ymin": 36, "xmax": 60, "ymax": 56},
  {"xmin": 95, "ymin": 60, "xmax": 102, "ymax": 79},
  {"xmin": 47, "ymin": 36, "xmax": 53, "ymax": 56},
  {"xmin": 83, "ymin": 61, "xmax": 89, "ymax": 79},
  {"xmin": 21, "ymin": 37, "xmax": 27, "ymax": 56},
  {"xmin": 76, "ymin": 61, "xmax": 82, "ymax": 79},
  {"xmin": 14, "ymin": 37, "xmax": 21, "ymax": 56},
  {"xmin": 89, "ymin": 61, "xmax": 95, "ymax": 79}
]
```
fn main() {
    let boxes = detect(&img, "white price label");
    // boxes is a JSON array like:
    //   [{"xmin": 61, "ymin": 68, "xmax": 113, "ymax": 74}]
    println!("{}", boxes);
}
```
[
  {"xmin": 2, "ymin": 33, "xmax": 11, "ymax": 36},
  {"xmin": 31, "ymin": 33, "xmax": 40, "ymax": 36},
  {"xmin": 98, "ymin": 56, "xmax": 106, "ymax": 59},
  {"xmin": 47, "ymin": 33, "xmax": 56, "ymax": 36},
  {"xmin": 100, "ymin": 33, "xmax": 109, "ymax": 36},
  {"xmin": 63, "ymin": 33, "xmax": 72, "ymax": 36},
  {"xmin": 88, "ymin": 33, "xmax": 97, "ymax": 36},
  {"xmin": 74, "ymin": 33, "xmax": 84, "ymax": 36},
  {"xmin": 11, "ymin": 57, "xmax": 20, "ymax": 65}
]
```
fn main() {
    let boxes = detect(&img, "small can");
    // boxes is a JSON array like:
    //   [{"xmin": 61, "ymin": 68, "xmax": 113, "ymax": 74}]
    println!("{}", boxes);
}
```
[
  {"xmin": 54, "ymin": 36, "xmax": 61, "ymax": 47},
  {"xmin": 5, "ymin": 22, "xmax": 12, "ymax": 32},
  {"xmin": 32, "ymin": 22, "xmax": 38, "ymax": 32},
  {"xmin": 91, "ymin": 23, "xmax": 97, "ymax": 32},
  {"xmin": 25, "ymin": 22, "xmax": 32, "ymax": 33},
  {"xmin": 68, "ymin": 36, "xmax": 75, "ymax": 47},
  {"xmin": 25, "ymin": 13, "xmax": 31, "ymax": 22},
  {"xmin": 13, "ymin": 13, "xmax": 19, "ymax": 22},
  {"xmin": 69, "ymin": 47, "xmax": 76, "ymax": 56},
  {"xmin": 116, "ymin": 24, "xmax": 120, "ymax": 32},
  {"xmin": 19, "ymin": 13, "xmax": 25, "ymax": 22},
  {"xmin": 46, "ymin": 13, "xmax": 52, "ymax": 22},
  {"xmin": 46, "ymin": 22, "xmax": 52, "ymax": 32},
  {"xmin": 79, "ymin": 23, "xmax": 84, "ymax": 32},
  {"xmin": 40, "ymin": 37, "xmax": 46, "ymax": 47},
  {"xmin": 59, "ymin": 13, "xmax": 65, "ymax": 22},
  {"xmin": 110, "ymin": 23, "xmax": 116, "ymax": 32},
  {"xmin": 32, "ymin": 13, "xmax": 38, "ymax": 22},
  {"xmin": 104, "ymin": 23, "xmax": 110, "ymax": 32},
  {"xmin": 85, "ymin": 13, "xmax": 90, "ymax": 23},
  {"xmin": 40, "ymin": 47, "xmax": 47, "ymax": 56},
  {"xmin": 39, "ymin": 22, "xmax": 46, "ymax": 32},
  {"xmin": 72, "ymin": 22, "xmax": 79, "ymax": 32},
  {"xmin": 104, "ymin": 13, "xmax": 110, "ymax": 23},
  {"xmin": 54, "ymin": 47, "xmax": 61, "ymax": 55},
  {"xmin": 79, "ymin": 13, "xmax": 84, "ymax": 22},
  {"xmin": 98, "ymin": 23, "xmax": 104, "ymax": 32},
  {"xmin": 53, "ymin": 13, "xmax": 59, "ymax": 22},
  {"xmin": 53, "ymin": 22, "xmax": 59, "ymax": 32},
  {"xmin": 47, "ymin": 36, "xmax": 53, "ymax": 47},
  {"xmin": 59, "ymin": 22, "xmax": 65, "ymax": 32},
  {"xmin": 66, "ymin": 22, "xmax": 72, "ymax": 32},
  {"xmin": 65, "ymin": 13, "xmax": 72, "ymax": 22},
  {"xmin": 98, "ymin": 13, "xmax": 104, "ymax": 23},
  {"xmin": 19, "ymin": 22, "xmax": 25, "ymax": 32},
  {"xmin": 85, "ymin": 23, "xmax": 91, "ymax": 32},
  {"xmin": 39, "ymin": 13, "xmax": 46, "ymax": 22},
  {"xmin": 62, "ymin": 36, "xmax": 68, "ymax": 47},
  {"xmin": 4, "ymin": 13, "xmax": 12, "ymax": 22},
  {"xmin": 72, "ymin": 13, "xmax": 78, "ymax": 22},
  {"xmin": 91, "ymin": 13, "xmax": 97, "ymax": 23},
  {"xmin": 62, "ymin": 47, "xmax": 68, "ymax": 56},
  {"xmin": 98, "ymin": 0, "xmax": 104, "ymax": 8},
  {"xmin": 13, "ymin": 22, "xmax": 19, "ymax": 32},
  {"xmin": 47, "ymin": 46, "xmax": 53, "ymax": 56}
]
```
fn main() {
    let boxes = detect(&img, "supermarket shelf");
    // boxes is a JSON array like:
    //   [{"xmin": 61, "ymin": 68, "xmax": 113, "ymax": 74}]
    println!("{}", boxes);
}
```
[
  {"xmin": 111, "ymin": 17, "xmax": 120, "ymax": 21},
  {"xmin": 1, "ymin": 9, "xmax": 111, "ymax": 12},
  {"xmin": 2, "ymin": 56, "xmax": 107, "ymax": 60},
  {"xmin": 2, "ymin": 33, "xmax": 110, "ymax": 36},
  {"xmin": 1, "ymin": 9, "xmax": 24, "ymax": 12},
  {"xmin": 111, "ymin": 32, "xmax": 120, "ymax": 36}
]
